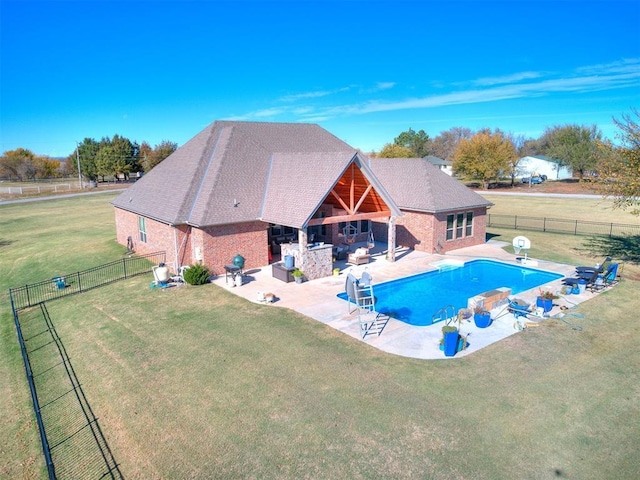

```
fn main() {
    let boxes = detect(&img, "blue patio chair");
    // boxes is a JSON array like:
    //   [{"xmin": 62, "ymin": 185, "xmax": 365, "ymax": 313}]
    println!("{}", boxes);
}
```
[{"xmin": 588, "ymin": 263, "xmax": 619, "ymax": 292}]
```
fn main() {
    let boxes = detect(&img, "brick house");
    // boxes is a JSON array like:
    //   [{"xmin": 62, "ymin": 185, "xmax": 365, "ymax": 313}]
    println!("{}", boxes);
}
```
[
  {"xmin": 366, "ymin": 157, "xmax": 492, "ymax": 254},
  {"xmin": 112, "ymin": 121, "xmax": 492, "ymax": 279}
]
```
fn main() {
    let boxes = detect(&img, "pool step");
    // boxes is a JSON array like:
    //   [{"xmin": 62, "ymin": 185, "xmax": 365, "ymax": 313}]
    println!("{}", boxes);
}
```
[{"xmin": 430, "ymin": 259, "xmax": 465, "ymax": 272}]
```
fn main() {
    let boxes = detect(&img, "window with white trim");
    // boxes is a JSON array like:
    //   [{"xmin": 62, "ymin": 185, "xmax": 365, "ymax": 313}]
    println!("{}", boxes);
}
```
[
  {"xmin": 138, "ymin": 216, "xmax": 147, "ymax": 243},
  {"xmin": 446, "ymin": 211, "xmax": 474, "ymax": 241},
  {"xmin": 465, "ymin": 212, "xmax": 473, "ymax": 236}
]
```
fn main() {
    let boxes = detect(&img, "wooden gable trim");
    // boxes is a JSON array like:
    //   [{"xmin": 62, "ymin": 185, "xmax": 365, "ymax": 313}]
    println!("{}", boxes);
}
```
[
  {"xmin": 307, "ymin": 210, "xmax": 391, "ymax": 226},
  {"xmin": 329, "ymin": 164, "xmax": 382, "ymax": 216}
]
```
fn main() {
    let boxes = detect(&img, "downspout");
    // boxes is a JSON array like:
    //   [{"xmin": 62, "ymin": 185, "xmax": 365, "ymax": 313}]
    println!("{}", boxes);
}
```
[
  {"xmin": 172, "ymin": 225, "xmax": 192, "ymax": 268},
  {"xmin": 173, "ymin": 227, "xmax": 179, "ymax": 269}
]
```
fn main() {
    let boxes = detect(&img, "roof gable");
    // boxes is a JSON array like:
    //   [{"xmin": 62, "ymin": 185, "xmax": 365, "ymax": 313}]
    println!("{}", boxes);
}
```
[
  {"xmin": 367, "ymin": 157, "xmax": 492, "ymax": 213},
  {"xmin": 261, "ymin": 152, "xmax": 402, "ymax": 228}
]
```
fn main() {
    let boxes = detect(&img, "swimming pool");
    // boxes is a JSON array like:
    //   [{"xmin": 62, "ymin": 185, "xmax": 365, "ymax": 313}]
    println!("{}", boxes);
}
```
[{"xmin": 337, "ymin": 259, "xmax": 563, "ymax": 326}]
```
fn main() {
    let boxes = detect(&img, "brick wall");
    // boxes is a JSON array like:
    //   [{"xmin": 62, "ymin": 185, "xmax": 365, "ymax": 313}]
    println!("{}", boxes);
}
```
[
  {"xmin": 114, "ymin": 208, "xmax": 185, "ymax": 266},
  {"xmin": 373, "ymin": 207, "xmax": 488, "ymax": 254},
  {"xmin": 199, "ymin": 221, "xmax": 268, "ymax": 275},
  {"xmin": 114, "ymin": 208, "xmax": 267, "ymax": 274},
  {"xmin": 433, "ymin": 207, "xmax": 488, "ymax": 253}
]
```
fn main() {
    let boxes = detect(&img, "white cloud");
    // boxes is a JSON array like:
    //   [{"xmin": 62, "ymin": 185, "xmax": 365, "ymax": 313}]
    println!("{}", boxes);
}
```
[
  {"xmin": 315, "ymin": 60, "xmax": 640, "ymax": 117},
  {"xmin": 472, "ymin": 71, "xmax": 543, "ymax": 86},
  {"xmin": 279, "ymin": 87, "xmax": 350, "ymax": 103},
  {"xmin": 238, "ymin": 59, "xmax": 640, "ymax": 123},
  {"xmin": 251, "ymin": 107, "xmax": 289, "ymax": 118}
]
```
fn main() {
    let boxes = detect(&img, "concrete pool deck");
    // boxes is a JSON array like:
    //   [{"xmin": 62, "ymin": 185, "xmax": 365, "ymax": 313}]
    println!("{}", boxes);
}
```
[{"xmin": 210, "ymin": 240, "xmax": 600, "ymax": 360}]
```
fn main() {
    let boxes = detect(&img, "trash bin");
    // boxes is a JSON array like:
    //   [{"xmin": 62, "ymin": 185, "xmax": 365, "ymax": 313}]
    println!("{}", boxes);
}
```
[{"xmin": 284, "ymin": 255, "xmax": 294, "ymax": 269}]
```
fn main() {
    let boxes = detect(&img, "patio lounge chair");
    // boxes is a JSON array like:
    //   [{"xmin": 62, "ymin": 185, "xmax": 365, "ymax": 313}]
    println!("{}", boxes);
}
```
[
  {"xmin": 347, "ymin": 247, "xmax": 371, "ymax": 265},
  {"xmin": 562, "ymin": 268, "xmax": 600, "ymax": 289},
  {"xmin": 575, "ymin": 256, "xmax": 611, "ymax": 275}
]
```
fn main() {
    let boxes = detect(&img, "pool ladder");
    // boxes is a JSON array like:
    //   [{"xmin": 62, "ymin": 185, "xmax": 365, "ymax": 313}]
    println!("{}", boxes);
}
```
[{"xmin": 431, "ymin": 305, "xmax": 457, "ymax": 325}]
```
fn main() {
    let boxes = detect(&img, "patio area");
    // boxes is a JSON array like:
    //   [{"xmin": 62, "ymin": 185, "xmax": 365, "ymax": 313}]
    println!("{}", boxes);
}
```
[{"xmin": 210, "ymin": 240, "xmax": 596, "ymax": 359}]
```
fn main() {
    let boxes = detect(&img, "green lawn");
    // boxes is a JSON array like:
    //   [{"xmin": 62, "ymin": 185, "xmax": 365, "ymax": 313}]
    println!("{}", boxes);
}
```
[{"xmin": 1, "ymin": 193, "xmax": 639, "ymax": 479}]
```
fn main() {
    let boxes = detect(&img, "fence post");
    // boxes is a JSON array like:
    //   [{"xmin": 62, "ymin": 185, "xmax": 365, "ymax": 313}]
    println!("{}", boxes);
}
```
[
  {"xmin": 543, "ymin": 217, "xmax": 546, "ymax": 232},
  {"xmin": 575, "ymin": 220, "xmax": 578, "ymax": 235},
  {"xmin": 123, "ymin": 257, "xmax": 127, "ymax": 279},
  {"xmin": 77, "ymin": 271, "xmax": 82, "ymax": 293}
]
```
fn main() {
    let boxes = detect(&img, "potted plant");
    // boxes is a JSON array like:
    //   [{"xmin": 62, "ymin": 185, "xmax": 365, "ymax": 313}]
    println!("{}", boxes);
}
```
[
  {"xmin": 441, "ymin": 325, "xmax": 460, "ymax": 357},
  {"xmin": 536, "ymin": 289, "xmax": 558, "ymax": 313},
  {"xmin": 292, "ymin": 269, "xmax": 304, "ymax": 284},
  {"xmin": 473, "ymin": 305, "xmax": 492, "ymax": 328}
]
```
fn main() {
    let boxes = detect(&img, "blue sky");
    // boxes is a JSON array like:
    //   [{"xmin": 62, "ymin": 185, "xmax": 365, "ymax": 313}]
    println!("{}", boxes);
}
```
[{"xmin": 1, "ymin": 0, "xmax": 639, "ymax": 157}]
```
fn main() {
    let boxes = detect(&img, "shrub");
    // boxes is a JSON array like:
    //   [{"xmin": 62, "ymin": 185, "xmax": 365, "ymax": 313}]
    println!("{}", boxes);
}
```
[{"xmin": 183, "ymin": 263, "xmax": 210, "ymax": 285}]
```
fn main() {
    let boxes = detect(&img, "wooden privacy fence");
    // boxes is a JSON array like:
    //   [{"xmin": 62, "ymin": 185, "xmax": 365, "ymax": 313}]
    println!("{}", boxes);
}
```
[{"xmin": 487, "ymin": 214, "xmax": 640, "ymax": 237}]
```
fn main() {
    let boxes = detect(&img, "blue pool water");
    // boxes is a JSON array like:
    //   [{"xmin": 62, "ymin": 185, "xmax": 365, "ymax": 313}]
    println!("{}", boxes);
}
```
[{"xmin": 337, "ymin": 259, "xmax": 562, "ymax": 326}]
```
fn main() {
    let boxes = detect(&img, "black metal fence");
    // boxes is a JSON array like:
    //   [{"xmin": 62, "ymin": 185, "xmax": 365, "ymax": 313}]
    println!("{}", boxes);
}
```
[
  {"xmin": 9, "ymin": 251, "xmax": 165, "ymax": 479},
  {"xmin": 487, "ymin": 214, "xmax": 640, "ymax": 237},
  {"xmin": 10, "ymin": 251, "xmax": 166, "ymax": 311},
  {"xmin": 12, "ymin": 303, "xmax": 124, "ymax": 479}
]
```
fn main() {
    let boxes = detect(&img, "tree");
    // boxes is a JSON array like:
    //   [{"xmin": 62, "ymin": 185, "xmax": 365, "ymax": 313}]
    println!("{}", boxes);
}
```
[
  {"xmin": 453, "ymin": 130, "xmax": 516, "ymax": 189},
  {"xmin": 541, "ymin": 124, "xmax": 603, "ymax": 179},
  {"xmin": 597, "ymin": 109, "xmax": 640, "ymax": 215},
  {"xmin": 0, "ymin": 148, "xmax": 35, "ymax": 180},
  {"xmin": 69, "ymin": 138, "xmax": 100, "ymax": 182},
  {"xmin": 377, "ymin": 143, "xmax": 415, "ymax": 158},
  {"xmin": 69, "ymin": 135, "xmax": 141, "ymax": 182},
  {"xmin": 140, "ymin": 140, "xmax": 178, "ymax": 172},
  {"xmin": 34, "ymin": 157, "xmax": 61, "ymax": 178},
  {"xmin": 505, "ymin": 134, "xmax": 535, "ymax": 186},
  {"xmin": 430, "ymin": 127, "xmax": 473, "ymax": 161},
  {"xmin": 393, "ymin": 128, "xmax": 430, "ymax": 157}
]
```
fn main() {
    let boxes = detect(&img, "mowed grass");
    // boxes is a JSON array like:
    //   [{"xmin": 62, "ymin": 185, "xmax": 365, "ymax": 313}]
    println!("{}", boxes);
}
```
[
  {"xmin": 1, "ymin": 193, "xmax": 639, "ymax": 479},
  {"xmin": 481, "ymin": 192, "xmax": 640, "ymax": 225}
]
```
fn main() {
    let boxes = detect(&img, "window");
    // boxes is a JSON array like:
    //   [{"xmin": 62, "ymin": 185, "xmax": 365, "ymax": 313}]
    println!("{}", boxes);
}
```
[
  {"xmin": 456, "ymin": 213, "xmax": 464, "ymax": 238},
  {"xmin": 270, "ymin": 224, "xmax": 282, "ymax": 236},
  {"xmin": 138, "ymin": 216, "xmax": 147, "ymax": 243},
  {"xmin": 446, "ymin": 214, "xmax": 454, "ymax": 240},
  {"xmin": 446, "ymin": 211, "xmax": 474, "ymax": 241},
  {"xmin": 339, "ymin": 220, "xmax": 369, "ymax": 235}
]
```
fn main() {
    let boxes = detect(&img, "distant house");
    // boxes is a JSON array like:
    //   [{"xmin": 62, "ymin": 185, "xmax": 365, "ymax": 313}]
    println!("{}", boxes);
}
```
[
  {"xmin": 112, "ymin": 121, "xmax": 492, "ymax": 279},
  {"xmin": 425, "ymin": 155, "xmax": 453, "ymax": 176},
  {"xmin": 518, "ymin": 155, "xmax": 572, "ymax": 180}
]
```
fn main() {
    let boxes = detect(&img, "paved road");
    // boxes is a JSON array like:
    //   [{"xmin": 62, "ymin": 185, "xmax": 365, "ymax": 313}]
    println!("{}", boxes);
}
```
[
  {"xmin": 0, "ymin": 188, "xmax": 126, "ymax": 205},
  {"xmin": 475, "ymin": 191, "xmax": 602, "ymax": 199}
]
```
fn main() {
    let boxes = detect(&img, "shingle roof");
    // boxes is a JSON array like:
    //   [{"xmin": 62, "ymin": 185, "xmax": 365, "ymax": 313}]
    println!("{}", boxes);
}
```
[
  {"xmin": 366, "ymin": 157, "xmax": 493, "ymax": 213},
  {"xmin": 424, "ymin": 155, "xmax": 452, "ymax": 167},
  {"xmin": 112, "ymin": 121, "xmax": 382, "ymax": 227}
]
